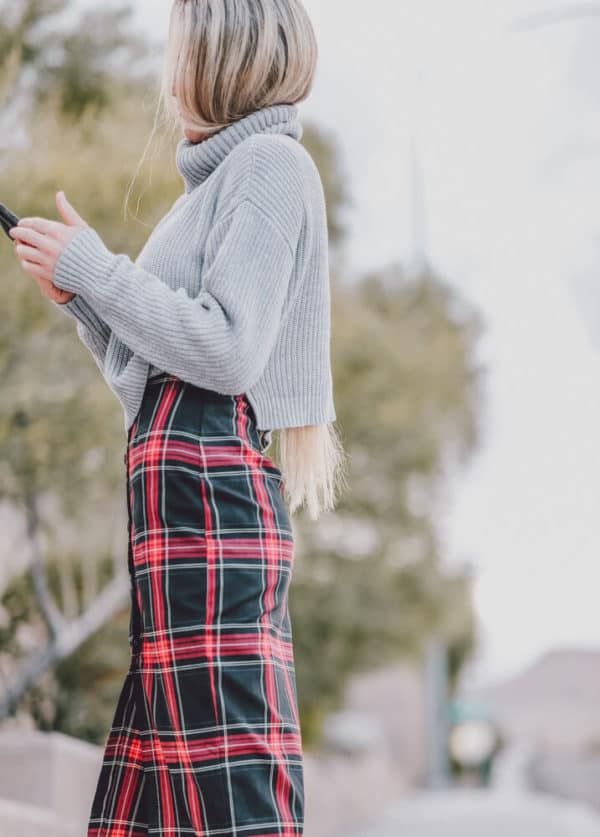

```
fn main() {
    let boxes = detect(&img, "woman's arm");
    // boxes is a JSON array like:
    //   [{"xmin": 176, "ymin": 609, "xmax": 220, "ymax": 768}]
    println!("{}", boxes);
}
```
[
  {"xmin": 51, "ymin": 140, "xmax": 306, "ymax": 393},
  {"xmin": 51, "ymin": 202, "xmax": 300, "ymax": 393},
  {"xmin": 52, "ymin": 293, "xmax": 111, "ymax": 373}
]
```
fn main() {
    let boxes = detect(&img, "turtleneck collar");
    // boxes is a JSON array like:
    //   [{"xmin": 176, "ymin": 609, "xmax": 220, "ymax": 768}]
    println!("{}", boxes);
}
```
[{"xmin": 175, "ymin": 102, "xmax": 303, "ymax": 194}]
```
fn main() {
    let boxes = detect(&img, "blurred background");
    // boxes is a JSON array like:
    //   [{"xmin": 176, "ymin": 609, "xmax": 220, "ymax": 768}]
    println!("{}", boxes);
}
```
[{"xmin": 1, "ymin": 1, "xmax": 600, "ymax": 835}]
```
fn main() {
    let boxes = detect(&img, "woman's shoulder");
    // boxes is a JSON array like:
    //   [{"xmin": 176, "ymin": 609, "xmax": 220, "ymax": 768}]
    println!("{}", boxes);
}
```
[
  {"xmin": 200, "ymin": 136, "xmax": 313, "ymax": 240},
  {"xmin": 218, "ymin": 133, "xmax": 322, "ymax": 203},
  {"xmin": 246, "ymin": 132, "xmax": 315, "ymax": 167},
  {"xmin": 249, "ymin": 134, "xmax": 324, "ymax": 195}
]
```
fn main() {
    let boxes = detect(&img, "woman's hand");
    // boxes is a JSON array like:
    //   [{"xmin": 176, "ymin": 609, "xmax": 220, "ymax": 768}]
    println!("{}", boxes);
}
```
[{"xmin": 9, "ymin": 190, "xmax": 90, "ymax": 304}]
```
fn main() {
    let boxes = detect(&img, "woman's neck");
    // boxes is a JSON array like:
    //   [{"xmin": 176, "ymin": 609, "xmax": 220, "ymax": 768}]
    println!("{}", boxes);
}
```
[{"xmin": 183, "ymin": 128, "xmax": 210, "ymax": 144}]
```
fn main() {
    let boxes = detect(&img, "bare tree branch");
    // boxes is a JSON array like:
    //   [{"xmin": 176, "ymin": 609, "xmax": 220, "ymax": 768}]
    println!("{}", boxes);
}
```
[
  {"xmin": 0, "ymin": 569, "xmax": 129, "ymax": 720},
  {"xmin": 24, "ymin": 491, "xmax": 65, "ymax": 639}
]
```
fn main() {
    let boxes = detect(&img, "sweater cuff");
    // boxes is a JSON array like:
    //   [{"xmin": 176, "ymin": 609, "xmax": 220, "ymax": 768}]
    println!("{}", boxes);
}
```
[
  {"xmin": 53, "ymin": 226, "xmax": 117, "ymax": 296},
  {"xmin": 53, "ymin": 292, "xmax": 109, "ymax": 333},
  {"xmin": 52, "ymin": 294, "xmax": 87, "ymax": 320}
]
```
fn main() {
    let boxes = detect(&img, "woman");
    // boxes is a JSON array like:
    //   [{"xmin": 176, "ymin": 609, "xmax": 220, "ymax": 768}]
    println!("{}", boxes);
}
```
[{"xmin": 9, "ymin": 0, "xmax": 346, "ymax": 834}]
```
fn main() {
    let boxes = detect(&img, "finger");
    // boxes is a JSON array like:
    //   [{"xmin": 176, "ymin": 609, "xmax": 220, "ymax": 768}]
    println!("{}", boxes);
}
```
[
  {"xmin": 48, "ymin": 286, "xmax": 74, "ymax": 304},
  {"xmin": 15, "ymin": 242, "xmax": 51, "ymax": 266},
  {"xmin": 19, "ymin": 258, "xmax": 52, "ymax": 283},
  {"xmin": 10, "ymin": 225, "xmax": 61, "ymax": 255},
  {"xmin": 32, "ymin": 274, "xmax": 48, "ymax": 292},
  {"xmin": 56, "ymin": 191, "xmax": 88, "ymax": 227},
  {"xmin": 16, "ymin": 217, "xmax": 64, "ymax": 238},
  {"xmin": 34, "ymin": 274, "xmax": 61, "ymax": 300},
  {"xmin": 31, "ymin": 273, "xmax": 62, "ymax": 303}
]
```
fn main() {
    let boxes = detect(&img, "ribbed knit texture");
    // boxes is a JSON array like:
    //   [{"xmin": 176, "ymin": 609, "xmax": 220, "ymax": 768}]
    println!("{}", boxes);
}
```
[{"xmin": 53, "ymin": 103, "xmax": 336, "ymax": 433}]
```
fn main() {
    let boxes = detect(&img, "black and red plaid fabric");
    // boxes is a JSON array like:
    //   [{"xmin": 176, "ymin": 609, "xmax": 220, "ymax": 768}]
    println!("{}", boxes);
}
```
[{"xmin": 87, "ymin": 373, "xmax": 304, "ymax": 836}]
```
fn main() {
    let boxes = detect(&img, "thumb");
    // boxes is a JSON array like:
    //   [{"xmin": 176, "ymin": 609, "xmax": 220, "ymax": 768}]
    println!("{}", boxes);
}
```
[{"xmin": 56, "ymin": 190, "xmax": 88, "ymax": 228}]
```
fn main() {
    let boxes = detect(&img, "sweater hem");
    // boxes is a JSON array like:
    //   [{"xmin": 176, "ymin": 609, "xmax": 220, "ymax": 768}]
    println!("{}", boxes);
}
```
[{"xmin": 245, "ymin": 388, "xmax": 336, "ymax": 430}]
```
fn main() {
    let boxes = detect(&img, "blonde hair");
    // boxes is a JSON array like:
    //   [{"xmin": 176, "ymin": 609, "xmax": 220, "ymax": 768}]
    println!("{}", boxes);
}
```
[{"xmin": 124, "ymin": 0, "xmax": 349, "ymax": 520}]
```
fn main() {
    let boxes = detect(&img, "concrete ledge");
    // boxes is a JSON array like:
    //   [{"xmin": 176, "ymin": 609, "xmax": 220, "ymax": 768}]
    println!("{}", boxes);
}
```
[
  {"xmin": 0, "ymin": 729, "xmax": 103, "ymax": 835},
  {"xmin": 0, "ymin": 797, "xmax": 62, "ymax": 837}
]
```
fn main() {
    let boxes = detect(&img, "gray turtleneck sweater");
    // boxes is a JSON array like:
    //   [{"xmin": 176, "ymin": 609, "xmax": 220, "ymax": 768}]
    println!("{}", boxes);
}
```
[{"xmin": 52, "ymin": 103, "xmax": 336, "ymax": 434}]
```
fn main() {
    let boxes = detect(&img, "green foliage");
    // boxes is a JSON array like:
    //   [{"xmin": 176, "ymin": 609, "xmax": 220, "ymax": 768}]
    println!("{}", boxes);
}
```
[
  {"xmin": 0, "ymin": 1, "xmax": 152, "ymax": 120},
  {"xmin": 300, "ymin": 120, "xmax": 353, "ymax": 251},
  {"xmin": 0, "ymin": 1, "xmax": 485, "ymax": 754},
  {"xmin": 0, "ymin": 21, "xmax": 180, "ymax": 518},
  {"xmin": 52, "ymin": 613, "xmax": 131, "ymax": 744},
  {"xmin": 0, "ymin": 3, "xmax": 169, "ymax": 736},
  {"xmin": 290, "ymin": 265, "xmax": 484, "ymax": 747}
]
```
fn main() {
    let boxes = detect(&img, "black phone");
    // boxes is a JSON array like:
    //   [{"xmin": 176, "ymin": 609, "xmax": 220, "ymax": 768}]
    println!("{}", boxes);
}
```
[{"xmin": 0, "ymin": 203, "xmax": 19, "ymax": 239}]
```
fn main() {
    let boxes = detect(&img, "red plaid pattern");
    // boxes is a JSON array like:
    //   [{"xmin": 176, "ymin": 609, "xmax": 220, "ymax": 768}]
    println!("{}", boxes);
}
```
[{"xmin": 87, "ymin": 373, "xmax": 304, "ymax": 836}]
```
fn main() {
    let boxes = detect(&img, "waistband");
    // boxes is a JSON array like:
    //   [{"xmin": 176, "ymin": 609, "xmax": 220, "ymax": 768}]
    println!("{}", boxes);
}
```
[
  {"xmin": 145, "ymin": 373, "xmax": 250, "ymax": 411},
  {"xmin": 141, "ymin": 373, "xmax": 272, "ymax": 452}
]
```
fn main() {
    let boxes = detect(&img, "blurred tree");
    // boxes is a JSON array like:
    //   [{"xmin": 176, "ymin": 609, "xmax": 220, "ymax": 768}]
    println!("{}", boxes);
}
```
[
  {"xmin": 288, "ymin": 263, "xmax": 483, "ymax": 743},
  {"xmin": 0, "ymin": 552, "xmax": 131, "ymax": 740},
  {"xmin": 0, "ymin": 2, "xmax": 485, "ymax": 752},
  {"xmin": 300, "ymin": 120, "xmax": 353, "ymax": 252},
  {"xmin": 0, "ymin": 10, "xmax": 354, "ymax": 732},
  {"xmin": 0, "ymin": 0, "xmax": 153, "ymax": 132},
  {"xmin": 0, "ymin": 68, "xmax": 180, "ymax": 717}
]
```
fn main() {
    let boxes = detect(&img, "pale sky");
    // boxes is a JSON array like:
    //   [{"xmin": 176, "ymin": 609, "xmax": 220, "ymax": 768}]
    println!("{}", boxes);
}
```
[{"xmin": 95, "ymin": 0, "xmax": 600, "ymax": 689}]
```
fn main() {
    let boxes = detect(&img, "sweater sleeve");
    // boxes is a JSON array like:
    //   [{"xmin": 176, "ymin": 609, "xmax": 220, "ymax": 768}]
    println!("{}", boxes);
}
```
[
  {"xmin": 51, "ymin": 197, "xmax": 302, "ymax": 394},
  {"xmin": 52, "ymin": 292, "xmax": 111, "ymax": 373}
]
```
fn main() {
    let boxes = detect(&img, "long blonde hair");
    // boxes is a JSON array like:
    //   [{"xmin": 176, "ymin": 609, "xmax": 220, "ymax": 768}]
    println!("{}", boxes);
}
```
[{"xmin": 124, "ymin": 0, "xmax": 348, "ymax": 520}]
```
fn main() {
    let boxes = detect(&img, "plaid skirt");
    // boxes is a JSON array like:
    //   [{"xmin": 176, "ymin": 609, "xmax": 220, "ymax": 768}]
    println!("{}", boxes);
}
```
[{"xmin": 87, "ymin": 373, "xmax": 304, "ymax": 836}]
